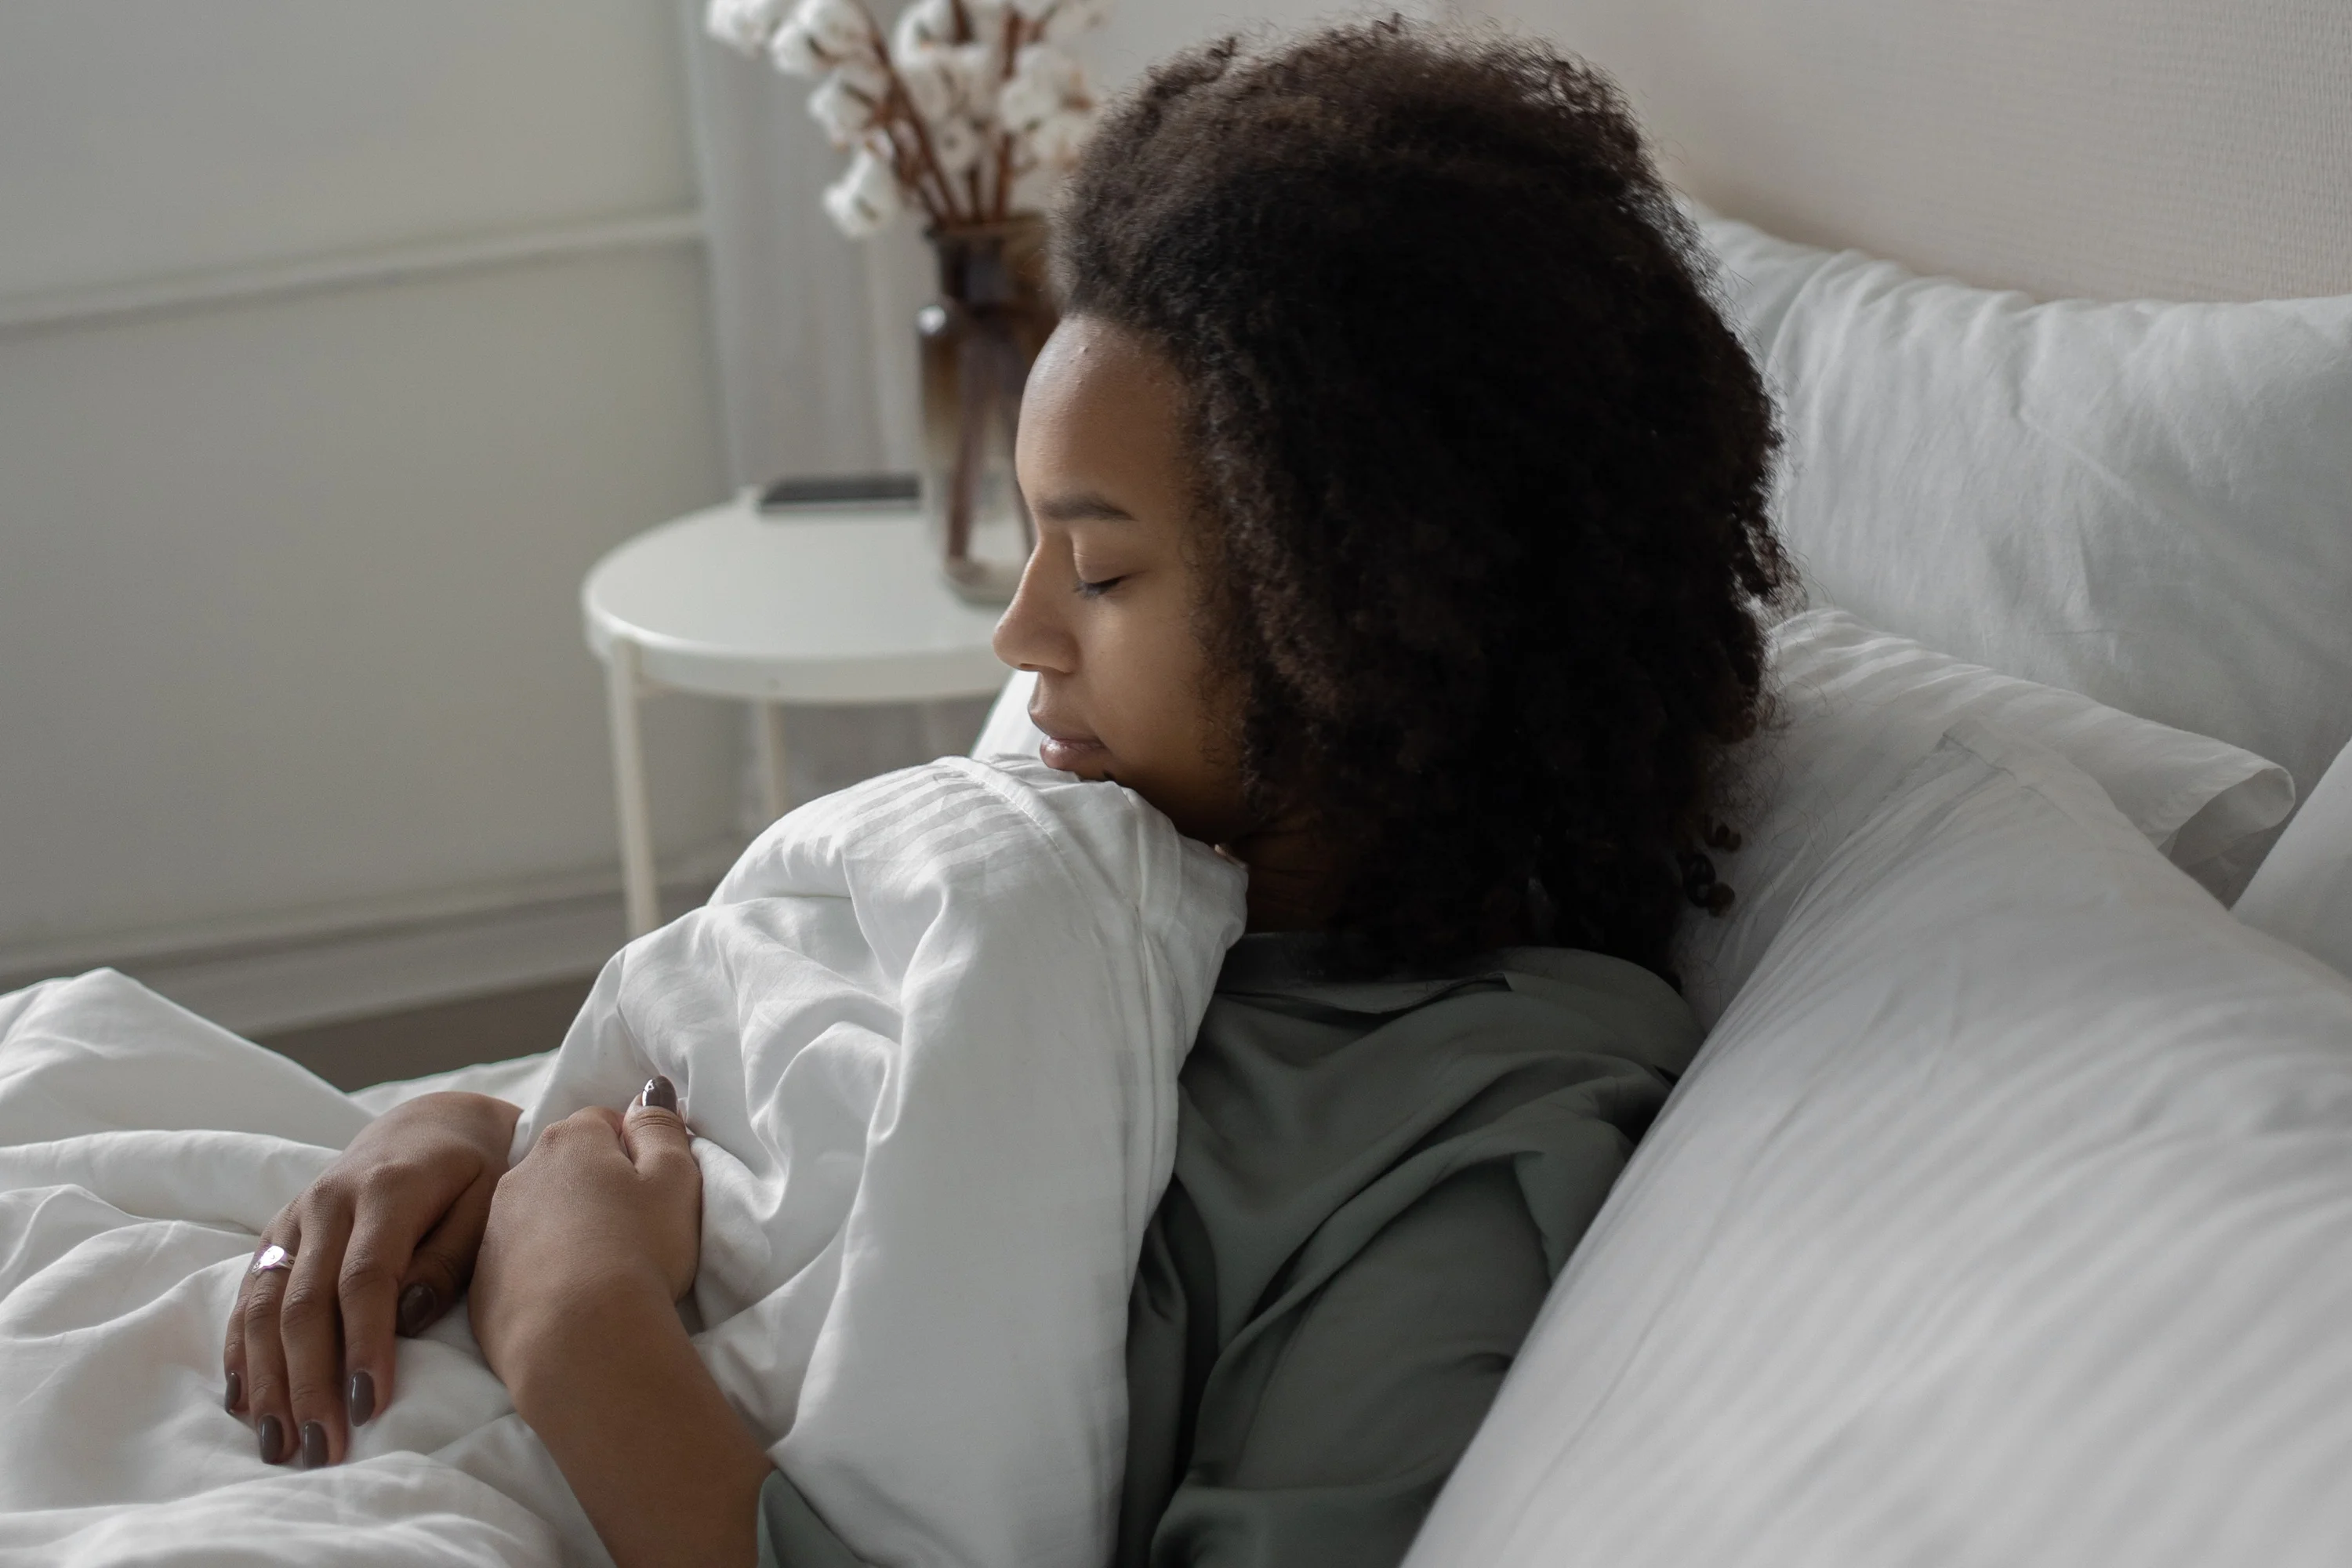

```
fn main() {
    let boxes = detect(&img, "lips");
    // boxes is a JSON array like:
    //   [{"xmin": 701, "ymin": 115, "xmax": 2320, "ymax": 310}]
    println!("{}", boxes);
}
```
[{"xmin": 1031, "ymin": 709, "xmax": 1110, "ymax": 775}]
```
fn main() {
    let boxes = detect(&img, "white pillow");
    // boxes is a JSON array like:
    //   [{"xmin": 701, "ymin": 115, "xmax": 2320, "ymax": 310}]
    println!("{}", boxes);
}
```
[
  {"xmin": 1696, "ymin": 209, "xmax": 2352, "ymax": 818},
  {"xmin": 1679, "ymin": 608, "xmax": 2292, "ymax": 1024},
  {"xmin": 1410, "ymin": 720, "xmax": 2352, "ymax": 1568},
  {"xmin": 2236, "ymin": 736, "xmax": 2352, "ymax": 981}
]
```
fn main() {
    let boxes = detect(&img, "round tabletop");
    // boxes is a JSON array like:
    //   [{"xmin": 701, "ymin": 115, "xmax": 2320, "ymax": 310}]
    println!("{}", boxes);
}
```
[{"xmin": 582, "ymin": 499, "xmax": 1012, "ymax": 703}]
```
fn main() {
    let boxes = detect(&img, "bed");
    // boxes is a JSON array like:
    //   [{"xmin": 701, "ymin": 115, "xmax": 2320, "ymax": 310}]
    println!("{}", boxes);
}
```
[
  {"xmin": 4, "ymin": 2, "xmax": 2351, "ymax": 1563},
  {"xmin": 1391, "ymin": 1, "xmax": 2352, "ymax": 1562}
]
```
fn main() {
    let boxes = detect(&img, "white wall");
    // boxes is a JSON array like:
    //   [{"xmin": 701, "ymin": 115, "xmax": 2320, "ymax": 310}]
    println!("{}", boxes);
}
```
[
  {"xmin": 0, "ymin": 1, "xmax": 742, "ymax": 1027},
  {"xmin": 0, "ymin": 0, "xmax": 1437, "ymax": 1038}
]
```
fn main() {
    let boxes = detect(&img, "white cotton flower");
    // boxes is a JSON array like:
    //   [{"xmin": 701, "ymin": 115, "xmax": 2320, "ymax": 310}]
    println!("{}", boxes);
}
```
[
  {"xmin": 1014, "ymin": 42, "xmax": 1083, "ymax": 96},
  {"xmin": 791, "ymin": 0, "xmax": 874, "ymax": 57},
  {"xmin": 999, "ymin": 44, "xmax": 1082, "ymax": 130},
  {"xmin": 946, "ymin": 40, "xmax": 1004, "ymax": 115},
  {"xmin": 832, "ymin": 49, "xmax": 891, "ymax": 99},
  {"xmin": 895, "ymin": 45, "xmax": 961, "ymax": 122},
  {"xmin": 706, "ymin": 0, "xmax": 792, "ymax": 53},
  {"xmin": 768, "ymin": 18, "xmax": 828, "ymax": 75},
  {"xmin": 808, "ymin": 74, "xmax": 880, "ymax": 144},
  {"xmin": 1028, "ymin": 108, "xmax": 1091, "ymax": 169},
  {"xmin": 823, "ymin": 147, "xmax": 902, "ymax": 238},
  {"xmin": 929, "ymin": 115, "xmax": 985, "ymax": 177},
  {"xmin": 996, "ymin": 73, "xmax": 1059, "ymax": 133},
  {"xmin": 891, "ymin": 0, "xmax": 956, "ymax": 57}
]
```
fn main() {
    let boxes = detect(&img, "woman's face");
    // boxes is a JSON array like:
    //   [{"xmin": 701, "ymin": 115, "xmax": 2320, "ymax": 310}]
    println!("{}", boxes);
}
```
[{"xmin": 993, "ymin": 315, "xmax": 1253, "ymax": 844}]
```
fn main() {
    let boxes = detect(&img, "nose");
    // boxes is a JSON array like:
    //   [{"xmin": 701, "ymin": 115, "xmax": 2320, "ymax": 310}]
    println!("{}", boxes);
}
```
[{"xmin": 991, "ymin": 537, "xmax": 1075, "ymax": 675}]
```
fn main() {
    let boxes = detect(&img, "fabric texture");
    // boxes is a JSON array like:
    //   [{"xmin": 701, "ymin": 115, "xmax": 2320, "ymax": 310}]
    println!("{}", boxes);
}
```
[
  {"xmin": 1693, "ymin": 209, "xmax": 2352, "ymax": 827},
  {"xmin": 0, "ymin": 757, "xmax": 1244, "ymax": 1567},
  {"xmin": 1409, "ymin": 718, "xmax": 2352, "ymax": 1566},
  {"xmin": 2236, "ymin": 737, "xmax": 2352, "ymax": 981},
  {"xmin": 760, "ymin": 935, "xmax": 1700, "ymax": 1568},
  {"xmin": 1679, "ymin": 610, "xmax": 2292, "ymax": 1025}
]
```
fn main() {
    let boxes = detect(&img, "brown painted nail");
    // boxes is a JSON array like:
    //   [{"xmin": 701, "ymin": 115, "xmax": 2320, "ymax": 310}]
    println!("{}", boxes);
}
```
[
  {"xmin": 397, "ymin": 1282, "xmax": 436, "ymax": 1337},
  {"xmin": 641, "ymin": 1075, "xmax": 677, "ymax": 1112},
  {"xmin": 347, "ymin": 1369, "xmax": 376, "ymax": 1427},
  {"xmin": 299, "ymin": 1420, "xmax": 328, "ymax": 1468},
  {"xmin": 257, "ymin": 1414, "xmax": 284, "ymax": 1464},
  {"xmin": 224, "ymin": 1370, "xmax": 241, "ymax": 1412}
]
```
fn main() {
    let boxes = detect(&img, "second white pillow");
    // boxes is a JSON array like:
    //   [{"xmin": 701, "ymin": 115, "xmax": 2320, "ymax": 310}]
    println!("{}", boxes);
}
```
[{"xmin": 1678, "ymin": 608, "xmax": 2292, "ymax": 1025}]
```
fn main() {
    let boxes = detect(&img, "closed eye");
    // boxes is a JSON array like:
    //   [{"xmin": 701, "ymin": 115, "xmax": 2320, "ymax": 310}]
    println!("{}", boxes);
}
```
[{"xmin": 1076, "ymin": 574, "xmax": 1127, "ymax": 598}]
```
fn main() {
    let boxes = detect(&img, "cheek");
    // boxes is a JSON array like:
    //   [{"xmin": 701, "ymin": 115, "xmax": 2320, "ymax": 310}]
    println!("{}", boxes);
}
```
[{"xmin": 1105, "ymin": 630, "xmax": 1251, "ymax": 837}]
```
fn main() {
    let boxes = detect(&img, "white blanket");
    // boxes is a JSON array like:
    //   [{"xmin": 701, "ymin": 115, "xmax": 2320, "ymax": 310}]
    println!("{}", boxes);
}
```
[{"xmin": 0, "ymin": 757, "xmax": 1245, "ymax": 1567}]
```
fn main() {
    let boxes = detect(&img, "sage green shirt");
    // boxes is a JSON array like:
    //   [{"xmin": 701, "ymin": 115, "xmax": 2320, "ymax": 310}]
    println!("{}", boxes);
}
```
[{"xmin": 758, "ymin": 935, "xmax": 1700, "ymax": 1568}]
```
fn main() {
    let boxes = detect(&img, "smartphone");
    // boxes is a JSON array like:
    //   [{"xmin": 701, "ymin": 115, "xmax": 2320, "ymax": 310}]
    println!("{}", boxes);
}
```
[{"xmin": 755, "ymin": 474, "xmax": 920, "ymax": 512}]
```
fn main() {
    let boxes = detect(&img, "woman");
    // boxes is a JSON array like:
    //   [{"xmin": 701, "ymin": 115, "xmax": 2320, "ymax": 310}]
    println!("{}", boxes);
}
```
[{"xmin": 222, "ymin": 20, "xmax": 1784, "ymax": 1566}]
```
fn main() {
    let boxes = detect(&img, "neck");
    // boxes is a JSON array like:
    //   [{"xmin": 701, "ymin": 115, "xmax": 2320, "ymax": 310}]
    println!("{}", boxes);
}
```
[{"xmin": 1221, "ymin": 811, "xmax": 1341, "ymax": 933}]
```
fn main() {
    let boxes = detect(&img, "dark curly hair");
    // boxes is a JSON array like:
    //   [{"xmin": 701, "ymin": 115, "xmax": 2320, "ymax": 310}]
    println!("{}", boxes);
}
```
[{"xmin": 1052, "ymin": 18, "xmax": 1788, "ymax": 981}]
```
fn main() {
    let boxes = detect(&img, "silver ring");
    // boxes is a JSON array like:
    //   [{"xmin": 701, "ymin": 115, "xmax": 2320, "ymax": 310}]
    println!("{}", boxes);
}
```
[{"xmin": 249, "ymin": 1243, "xmax": 295, "ymax": 1278}]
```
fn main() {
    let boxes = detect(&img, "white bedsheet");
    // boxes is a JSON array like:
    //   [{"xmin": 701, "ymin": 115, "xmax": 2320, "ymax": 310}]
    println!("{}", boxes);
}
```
[{"xmin": 0, "ymin": 757, "xmax": 1244, "ymax": 1567}]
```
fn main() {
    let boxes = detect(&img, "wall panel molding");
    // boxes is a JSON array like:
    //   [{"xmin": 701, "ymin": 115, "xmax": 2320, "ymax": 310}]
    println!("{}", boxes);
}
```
[
  {"xmin": 0, "ymin": 209, "xmax": 707, "ymax": 338},
  {"xmin": 0, "ymin": 837, "xmax": 742, "ymax": 1038}
]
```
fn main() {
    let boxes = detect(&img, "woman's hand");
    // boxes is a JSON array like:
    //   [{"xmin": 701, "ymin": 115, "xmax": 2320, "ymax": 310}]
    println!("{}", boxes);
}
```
[
  {"xmin": 226, "ymin": 1090, "xmax": 519, "ymax": 1467},
  {"xmin": 470, "ymin": 1080, "xmax": 702, "ymax": 1394},
  {"xmin": 470, "ymin": 1080, "xmax": 771, "ymax": 1568}
]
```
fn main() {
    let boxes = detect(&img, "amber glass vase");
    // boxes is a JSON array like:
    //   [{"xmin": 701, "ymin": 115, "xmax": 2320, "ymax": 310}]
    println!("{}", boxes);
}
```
[{"xmin": 916, "ymin": 216, "xmax": 1055, "ymax": 604}]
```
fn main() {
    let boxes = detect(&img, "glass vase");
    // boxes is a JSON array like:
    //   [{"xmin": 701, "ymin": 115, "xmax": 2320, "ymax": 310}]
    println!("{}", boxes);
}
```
[{"xmin": 916, "ymin": 216, "xmax": 1054, "ymax": 604}]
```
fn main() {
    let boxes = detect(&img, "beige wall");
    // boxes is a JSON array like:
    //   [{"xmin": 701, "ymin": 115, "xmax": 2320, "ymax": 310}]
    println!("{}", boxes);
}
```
[
  {"xmin": 1483, "ymin": 0, "xmax": 2352, "ymax": 302},
  {"xmin": 0, "ymin": 2, "xmax": 740, "ymax": 1022},
  {"xmin": 0, "ymin": 0, "xmax": 1412, "ymax": 1036}
]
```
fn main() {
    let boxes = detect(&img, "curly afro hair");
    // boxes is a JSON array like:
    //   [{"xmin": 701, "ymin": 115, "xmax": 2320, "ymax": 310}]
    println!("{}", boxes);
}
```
[{"xmin": 1052, "ymin": 17, "xmax": 1788, "ymax": 982}]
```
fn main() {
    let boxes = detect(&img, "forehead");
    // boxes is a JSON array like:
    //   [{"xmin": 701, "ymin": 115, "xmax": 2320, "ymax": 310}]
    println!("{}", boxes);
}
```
[{"xmin": 1018, "ymin": 316, "xmax": 1186, "ymax": 473}]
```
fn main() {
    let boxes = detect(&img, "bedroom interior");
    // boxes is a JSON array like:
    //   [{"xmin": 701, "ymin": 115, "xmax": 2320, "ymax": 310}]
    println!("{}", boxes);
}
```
[{"xmin": 1, "ymin": 0, "xmax": 2349, "ymax": 1562}]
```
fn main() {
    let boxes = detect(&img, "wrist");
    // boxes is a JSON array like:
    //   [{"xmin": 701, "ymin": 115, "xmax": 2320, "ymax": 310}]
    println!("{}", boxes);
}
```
[{"xmin": 499, "ymin": 1265, "xmax": 677, "ymax": 1420}]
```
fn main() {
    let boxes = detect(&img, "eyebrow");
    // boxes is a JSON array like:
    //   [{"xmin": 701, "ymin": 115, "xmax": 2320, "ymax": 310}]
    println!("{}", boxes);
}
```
[{"xmin": 1031, "ymin": 491, "xmax": 1136, "ymax": 524}]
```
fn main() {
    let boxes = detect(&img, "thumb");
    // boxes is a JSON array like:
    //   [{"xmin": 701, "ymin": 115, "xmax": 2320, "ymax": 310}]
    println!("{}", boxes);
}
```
[{"xmin": 621, "ymin": 1076, "xmax": 695, "ymax": 1175}]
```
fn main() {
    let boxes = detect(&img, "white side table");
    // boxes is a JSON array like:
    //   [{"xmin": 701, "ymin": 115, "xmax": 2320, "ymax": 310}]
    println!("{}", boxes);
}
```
[{"xmin": 583, "ymin": 498, "xmax": 1009, "ymax": 935}]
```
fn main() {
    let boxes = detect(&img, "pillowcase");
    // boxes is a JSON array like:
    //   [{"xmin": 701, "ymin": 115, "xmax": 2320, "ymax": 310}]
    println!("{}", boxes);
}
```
[
  {"xmin": 1694, "ymin": 208, "xmax": 2352, "ymax": 820},
  {"xmin": 2235, "ymin": 736, "xmax": 2352, "ymax": 981},
  {"xmin": 1679, "ymin": 608, "xmax": 2291, "ymax": 1024},
  {"xmin": 1409, "ymin": 720, "xmax": 2352, "ymax": 1568}
]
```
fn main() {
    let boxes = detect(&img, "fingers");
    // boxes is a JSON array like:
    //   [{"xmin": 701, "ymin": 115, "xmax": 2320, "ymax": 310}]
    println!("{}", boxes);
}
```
[
  {"xmin": 237, "ymin": 1224, "xmax": 299, "ymax": 1465},
  {"xmin": 223, "ymin": 1238, "xmax": 256, "ymax": 1415},
  {"xmin": 336, "ymin": 1181, "xmax": 437, "ymax": 1439},
  {"xmin": 620, "ymin": 1077, "xmax": 695, "ymax": 1183},
  {"xmin": 278, "ymin": 1200, "xmax": 354, "ymax": 1468},
  {"xmin": 393, "ymin": 1167, "xmax": 500, "ymax": 1342},
  {"xmin": 622, "ymin": 1080, "xmax": 702, "ymax": 1301}
]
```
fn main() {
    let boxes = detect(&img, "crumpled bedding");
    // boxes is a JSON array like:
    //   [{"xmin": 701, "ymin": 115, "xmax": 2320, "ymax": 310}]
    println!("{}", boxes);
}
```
[{"xmin": 0, "ymin": 757, "xmax": 1245, "ymax": 1567}]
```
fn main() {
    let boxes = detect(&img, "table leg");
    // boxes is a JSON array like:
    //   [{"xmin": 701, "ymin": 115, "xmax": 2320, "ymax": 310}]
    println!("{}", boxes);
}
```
[
  {"xmin": 755, "ymin": 702, "xmax": 790, "ymax": 825},
  {"xmin": 604, "ymin": 636, "xmax": 660, "ymax": 938}
]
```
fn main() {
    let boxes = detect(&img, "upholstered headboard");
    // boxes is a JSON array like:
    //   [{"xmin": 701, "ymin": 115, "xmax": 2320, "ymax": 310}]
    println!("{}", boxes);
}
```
[{"xmin": 1494, "ymin": 0, "xmax": 2352, "ymax": 302}]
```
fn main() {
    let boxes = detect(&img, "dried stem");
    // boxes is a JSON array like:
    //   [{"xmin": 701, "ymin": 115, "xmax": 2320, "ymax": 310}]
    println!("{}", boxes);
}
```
[{"xmin": 851, "ymin": 12, "xmax": 967, "ymax": 225}]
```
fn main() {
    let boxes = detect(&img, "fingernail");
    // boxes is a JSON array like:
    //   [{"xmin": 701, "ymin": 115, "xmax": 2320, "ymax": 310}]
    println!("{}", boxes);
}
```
[
  {"xmin": 224, "ymin": 1370, "xmax": 242, "ymax": 1412},
  {"xmin": 257, "ymin": 1414, "xmax": 283, "ymax": 1464},
  {"xmin": 300, "ymin": 1421, "xmax": 328, "ymax": 1469},
  {"xmin": 641, "ymin": 1075, "xmax": 677, "ymax": 1112},
  {"xmin": 347, "ymin": 1369, "xmax": 376, "ymax": 1427},
  {"xmin": 397, "ymin": 1282, "xmax": 437, "ymax": 1337}
]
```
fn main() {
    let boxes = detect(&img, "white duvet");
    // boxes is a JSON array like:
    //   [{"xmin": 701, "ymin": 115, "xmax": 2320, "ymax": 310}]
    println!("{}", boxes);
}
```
[{"xmin": 0, "ymin": 757, "xmax": 1245, "ymax": 1567}]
